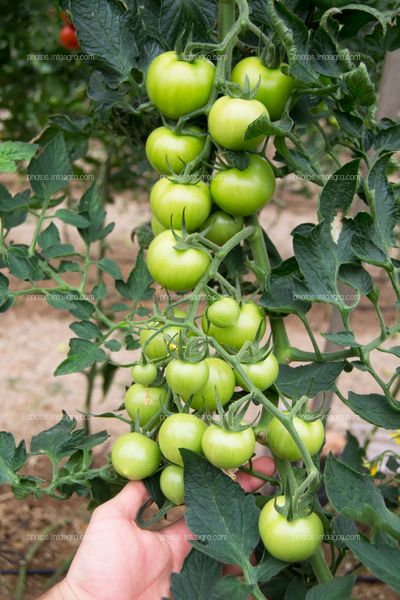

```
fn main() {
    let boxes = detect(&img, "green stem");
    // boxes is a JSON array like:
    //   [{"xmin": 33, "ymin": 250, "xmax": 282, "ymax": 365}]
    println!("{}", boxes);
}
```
[
  {"xmin": 270, "ymin": 317, "xmax": 291, "ymax": 363},
  {"xmin": 219, "ymin": 0, "xmax": 237, "ymax": 71},
  {"xmin": 84, "ymin": 363, "xmax": 97, "ymax": 435},
  {"xmin": 309, "ymin": 548, "xmax": 334, "ymax": 583},
  {"xmin": 247, "ymin": 214, "xmax": 271, "ymax": 284},
  {"xmin": 28, "ymin": 195, "xmax": 50, "ymax": 256}
]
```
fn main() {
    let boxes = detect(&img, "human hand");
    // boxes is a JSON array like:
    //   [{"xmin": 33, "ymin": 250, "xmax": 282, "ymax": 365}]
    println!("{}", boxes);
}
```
[{"xmin": 41, "ymin": 456, "xmax": 275, "ymax": 600}]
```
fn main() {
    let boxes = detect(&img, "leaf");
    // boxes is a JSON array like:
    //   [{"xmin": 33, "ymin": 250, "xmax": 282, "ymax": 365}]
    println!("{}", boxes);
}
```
[
  {"xmin": 98, "ymin": 257, "xmax": 122, "ymax": 280},
  {"xmin": 318, "ymin": 160, "xmax": 360, "ymax": 224},
  {"xmin": 374, "ymin": 123, "xmax": 400, "ymax": 153},
  {"xmin": 261, "ymin": 258, "xmax": 311, "ymax": 315},
  {"xmin": 71, "ymin": 0, "xmax": 138, "ymax": 82},
  {"xmin": 70, "ymin": 320, "xmax": 101, "ymax": 340},
  {"xmin": 255, "ymin": 554, "xmax": 286, "ymax": 583},
  {"xmin": 181, "ymin": 450, "xmax": 259, "ymax": 564},
  {"xmin": 321, "ymin": 331, "xmax": 360, "ymax": 347},
  {"xmin": 274, "ymin": 136, "xmax": 317, "ymax": 180},
  {"xmin": 78, "ymin": 183, "xmax": 115, "ymax": 243},
  {"xmin": 338, "ymin": 263, "xmax": 373, "ymax": 296},
  {"xmin": 104, "ymin": 339, "xmax": 121, "ymax": 352},
  {"xmin": 343, "ymin": 63, "xmax": 375, "ymax": 106},
  {"xmin": 27, "ymin": 134, "xmax": 72, "ymax": 199},
  {"xmin": 340, "ymin": 431, "xmax": 366, "ymax": 473},
  {"xmin": 325, "ymin": 455, "xmax": 400, "ymax": 541},
  {"xmin": 170, "ymin": 549, "xmax": 221, "ymax": 600},
  {"xmin": 213, "ymin": 576, "xmax": 254, "ymax": 600},
  {"xmin": 30, "ymin": 414, "xmax": 76, "ymax": 457},
  {"xmin": 0, "ymin": 142, "xmax": 37, "ymax": 173},
  {"xmin": 334, "ymin": 516, "xmax": 400, "ymax": 592},
  {"xmin": 333, "ymin": 111, "xmax": 363, "ymax": 138},
  {"xmin": 46, "ymin": 292, "xmax": 95, "ymax": 320},
  {"xmin": 344, "ymin": 392, "xmax": 400, "ymax": 429},
  {"xmin": 276, "ymin": 362, "xmax": 345, "ymax": 399},
  {"xmin": 38, "ymin": 222, "xmax": 60, "ymax": 249},
  {"xmin": 305, "ymin": 575, "xmax": 355, "ymax": 600},
  {"xmin": 55, "ymin": 339, "xmax": 106, "ymax": 376},
  {"xmin": 55, "ymin": 209, "xmax": 91, "ymax": 228},
  {"xmin": 366, "ymin": 154, "xmax": 397, "ymax": 250},
  {"xmin": 284, "ymin": 580, "xmax": 307, "ymax": 599},
  {"xmin": 160, "ymin": 0, "xmax": 217, "ymax": 47},
  {"xmin": 0, "ymin": 432, "xmax": 26, "ymax": 485},
  {"xmin": 116, "ymin": 249, "xmax": 154, "ymax": 303}
]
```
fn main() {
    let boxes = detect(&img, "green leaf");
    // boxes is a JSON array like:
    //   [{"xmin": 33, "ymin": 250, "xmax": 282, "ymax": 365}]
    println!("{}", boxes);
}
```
[
  {"xmin": 340, "ymin": 431, "xmax": 366, "ymax": 473},
  {"xmin": 27, "ymin": 134, "xmax": 72, "ymax": 199},
  {"xmin": 30, "ymin": 414, "xmax": 76, "ymax": 457},
  {"xmin": 318, "ymin": 160, "xmax": 360, "ymax": 224},
  {"xmin": 46, "ymin": 292, "xmax": 95, "ymax": 320},
  {"xmin": 170, "ymin": 549, "xmax": 221, "ymax": 600},
  {"xmin": 78, "ymin": 184, "xmax": 115, "ymax": 243},
  {"xmin": 305, "ymin": 575, "xmax": 355, "ymax": 600},
  {"xmin": 71, "ymin": 0, "xmax": 138, "ymax": 82},
  {"xmin": 92, "ymin": 282, "xmax": 107, "ymax": 301},
  {"xmin": 344, "ymin": 392, "xmax": 400, "ymax": 429},
  {"xmin": 98, "ymin": 257, "xmax": 122, "ymax": 280},
  {"xmin": 41, "ymin": 243, "xmax": 77, "ymax": 259},
  {"xmin": 55, "ymin": 339, "xmax": 106, "ymax": 376},
  {"xmin": 321, "ymin": 331, "xmax": 360, "ymax": 347},
  {"xmin": 366, "ymin": 154, "xmax": 397, "ymax": 250},
  {"xmin": 160, "ymin": 0, "xmax": 217, "ymax": 47},
  {"xmin": 261, "ymin": 258, "xmax": 311, "ymax": 315},
  {"xmin": 116, "ymin": 249, "xmax": 154, "ymax": 303},
  {"xmin": 181, "ymin": 450, "xmax": 259, "ymax": 564},
  {"xmin": 38, "ymin": 222, "xmax": 60, "ymax": 249},
  {"xmin": 338, "ymin": 263, "xmax": 373, "ymax": 296},
  {"xmin": 255, "ymin": 554, "xmax": 286, "ymax": 583},
  {"xmin": 213, "ymin": 576, "xmax": 254, "ymax": 600},
  {"xmin": 275, "ymin": 136, "xmax": 317, "ymax": 180},
  {"xmin": 104, "ymin": 339, "xmax": 121, "ymax": 352},
  {"xmin": 0, "ymin": 432, "xmax": 26, "ymax": 485},
  {"xmin": 70, "ymin": 320, "xmax": 101, "ymax": 340},
  {"xmin": 325, "ymin": 455, "xmax": 400, "ymax": 541},
  {"xmin": 284, "ymin": 580, "xmax": 307, "ymax": 599},
  {"xmin": 374, "ymin": 123, "xmax": 400, "ymax": 153},
  {"xmin": 334, "ymin": 516, "xmax": 400, "ymax": 592},
  {"xmin": 276, "ymin": 362, "xmax": 345, "ymax": 399},
  {"xmin": 0, "ymin": 142, "xmax": 37, "ymax": 173},
  {"xmin": 55, "ymin": 209, "xmax": 91, "ymax": 228},
  {"xmin": 333, "ymin": 111, "xmax": 363, "ymax": 138},
  {"xmin": 343, "ymin": 63, "xmax": 375, "ymax": 106}
]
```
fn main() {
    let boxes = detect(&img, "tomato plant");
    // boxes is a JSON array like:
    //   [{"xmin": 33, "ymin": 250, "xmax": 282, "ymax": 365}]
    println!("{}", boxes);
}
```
[
  {"xmin": 1, "ymin": 0, "xmax": 400, "ymax": 598},
  {"xmin": 59, "ymin": 24, "xmax": 79, "ymax": 50}
]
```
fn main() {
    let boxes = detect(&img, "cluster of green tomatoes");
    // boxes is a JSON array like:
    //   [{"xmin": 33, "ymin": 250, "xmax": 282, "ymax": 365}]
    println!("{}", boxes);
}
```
[{"xmin": 111, "ymin": 51, "xmax": 326, "ymax": 563}]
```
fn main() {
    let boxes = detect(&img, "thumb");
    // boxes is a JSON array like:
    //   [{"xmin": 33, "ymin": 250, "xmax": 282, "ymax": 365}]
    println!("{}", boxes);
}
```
[{"xmin": 99, "ymin": 481, "xmax": 149, "ymax": 520}]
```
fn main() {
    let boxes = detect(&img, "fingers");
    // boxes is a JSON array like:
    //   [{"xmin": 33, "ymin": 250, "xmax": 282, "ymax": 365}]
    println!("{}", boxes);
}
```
[
  {"xmin": 160, "ymin": 517, "xmax": 193, "ymax": 571},
  {"xmin": 98, "ymin": 481, "xmax": 149, "ymax": 520},
  {"xmin": 235, "ymin": 456, "xmax": 276, "ymax": 493}
]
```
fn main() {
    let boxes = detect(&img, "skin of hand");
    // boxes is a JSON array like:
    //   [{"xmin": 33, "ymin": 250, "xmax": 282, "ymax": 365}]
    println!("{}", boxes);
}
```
[{"xmin": 40, "ymin": 456, "xmax": 276, "ymax": 600}]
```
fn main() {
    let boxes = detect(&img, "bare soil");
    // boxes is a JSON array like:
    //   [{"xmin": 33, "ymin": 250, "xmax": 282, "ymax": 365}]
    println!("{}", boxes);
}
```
[{"xmin": 0, "ymin": 175, "xmax": 399, "ymax": 599}]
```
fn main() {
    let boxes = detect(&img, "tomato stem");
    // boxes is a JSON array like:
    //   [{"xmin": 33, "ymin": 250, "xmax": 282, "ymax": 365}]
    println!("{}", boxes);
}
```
[{"xmin": 309, "ymin": 548, "xmax": 334, "ymax": 583}]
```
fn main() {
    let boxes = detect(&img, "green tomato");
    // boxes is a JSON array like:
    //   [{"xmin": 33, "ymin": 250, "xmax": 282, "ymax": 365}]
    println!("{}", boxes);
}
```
[
  {"xmin": 131, "ymin": 363, "xmax": 158, "ymax": 386},
  {"xmin": 203, "ymin": 210, "xmax": 244, "ymax": 245},
  {"xmin": 267, "ymin": 415, "xmax": 325, "ymax": 461},
  {"xmin": 158, "ymin": 413, "xmax": 207, "ymax": 466},
  {"xmin": 147, "ymin": 230, "xmax": 211, "ymax": 291},
  {"xmin": 208, "ymin": 96, "xmax": 268, "ymax": 151},
  {"xmin": 231, "ymin": 57, "xmax": 295, "ymax": 121},
  {"xmin": 150, "ymin": 178, "xmax": 212, "ymax": 232},
  {"xmin": 146, "ymin": 51, "xmax": 215, "ymax": 119},
  {"xmin": 111, "ymin": 432, "xmax": 161, "ymax": 480},
  {"xmin": 210, "ymin": 155, "xmax": 275, "ymax": 217},
  {"xmin": 160, "ymin": 465, "xmax": 185, "ymax": 505},
  {"xmin": 207, "ymin": 297, "xmax": 240, "ymax": 328},
  {"xmin": 259, "ymin": 496, "xmax": 324, "ymax": 562},
  {"xmin": 190, "ymin": 357, "xmax": 235, "ymax": 410},
  {"xmin": 151, "ymin": 215, "xmax": 166, "ymax": 236},
  {"xmin": 202, "ymin": 302, "xmax": 266, "ymax": 351},
  {"xmin": 202, "ymin": 424, "xmax": 256, "ymax": 469},
  {"xmin": 139, "ymin": 309, "xmax": 186, "ymax": 360},
  {"xmin": 124, "ymin": 383, "xmax": 167, "ymax": 426},
  {"xmin": 145, "ymin": 126, "xmax": 206, "ymax": 174},
  {"xmin": 166, "ymin": 358, "xmax": 210, "ymax": 398},
  {"xmin": 235, "ymin": 353, "xmax": 279, "ymax": 391}
]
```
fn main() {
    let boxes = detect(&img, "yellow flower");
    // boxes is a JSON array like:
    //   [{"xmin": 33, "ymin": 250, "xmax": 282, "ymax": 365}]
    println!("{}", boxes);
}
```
[{"xmin": 389, "ymin": 430, "xmax": 400, "ymax": 445}]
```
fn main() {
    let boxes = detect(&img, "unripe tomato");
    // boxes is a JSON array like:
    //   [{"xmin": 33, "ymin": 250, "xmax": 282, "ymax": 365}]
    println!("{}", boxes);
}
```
[
  {"xmin": 207, "ymin": 297, "xmax": 240, "ymax": 328},
  {"xmin": 208, "ymin": 96, "xmax": 268, "ymax": 150},
  {"xmin": 59, "ymin": 25, "xmax": 79, "ymax": 50},
  {"xmin": 210, "ymin": 155, "xmax": 275, "ymax": 216},
  {"xmin": 166, "ymin": 359, "xmax": 210, "ymax": 398},
  {"xmin": 150, "ymin": 179, "xmax": 212, "ymax": 232},
  {"xmin": 158, "ymin": 413, "xmax": 207, "ymax": 466},
  {"xmin": 267, "ymin": 415, "xmax": 325, "ymax": 461},
  {"xmin": 259, "ymin": 496, "xmax": 324, "ymax": 562},
  {"xmin": 151, "ymin": 215, "xmax": 166, "ymax": 236},
  {"xmin": 146, "ymin": 51, "xmax": 215, "ymax": 119},
  {"xmin": 145, "ymin": 126, "xmax": 206, "ymax": 174},
  {"xmin": 203, "ymin": 210, "xmax": 244, "ymax": 245},
  {"xmin": 235, "ymin": 353, "xmax": 279, "ymax": 391},
  {"xmin": 190, "ymin": 357, "xmax": 235, "ymax": 411},
  {"xmin": 160, "ymin": 465, "xmax": 185, "ymax": 505},
  {"xmin": 202, "ymin": 302, "xmax": 266, "ymax": 351},
  {"xmin": 139, "ymin": 309, "xmax": 186, "ymax": 360},
  {"xmin": 111, "ymin": 432, "xmax": 161, "ymax": 480},
  {"xmin": 147, "ymin": 230, "xmax": 211, "ymax": 291},
  {"xmin": 231, "ymin": 57, "xmax": 295, "ymax": 121},
  {"xmin": 124, "ymin": 383, "xmax": 167, "ymax": 426},
  {"xmin": 131, "ymin": 363, "xmax": 158, "ymax": 386},
  {"xmin": 202, "ymin": 424, "xmax": 256, "ymax": 469}
]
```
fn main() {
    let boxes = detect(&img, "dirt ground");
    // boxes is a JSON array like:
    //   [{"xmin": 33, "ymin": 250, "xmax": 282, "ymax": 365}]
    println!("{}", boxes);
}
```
[{"xmin": 0, "ymin": 173, "xmax": 399, "ymax": 599}]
